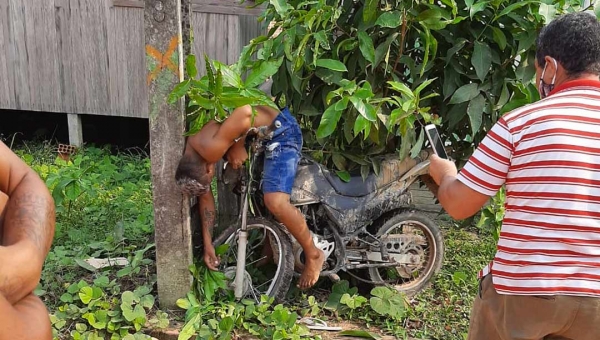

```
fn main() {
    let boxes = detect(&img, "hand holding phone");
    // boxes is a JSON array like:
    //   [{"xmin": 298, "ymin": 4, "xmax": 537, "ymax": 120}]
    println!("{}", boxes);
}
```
[{"xmin": 424, "ymin": 124, "xmax": 448, "ymax": 159}]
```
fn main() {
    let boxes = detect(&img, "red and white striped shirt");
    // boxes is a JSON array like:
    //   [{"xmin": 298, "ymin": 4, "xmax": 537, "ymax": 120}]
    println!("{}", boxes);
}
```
[{"xmin": 457, "ymin": 79, "xmax": 600, "ymax": 297}]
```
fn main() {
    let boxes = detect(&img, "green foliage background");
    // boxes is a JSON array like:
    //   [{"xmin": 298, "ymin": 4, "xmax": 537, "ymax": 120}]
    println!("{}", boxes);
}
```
[{"xmin": 171, "ymin": 1, "xmax": 594, "ymax": 172}]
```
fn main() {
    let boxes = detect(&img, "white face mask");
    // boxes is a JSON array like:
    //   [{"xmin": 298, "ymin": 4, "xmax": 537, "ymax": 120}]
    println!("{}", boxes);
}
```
[{"xmin": 539, "ymin": 58, "xmax": 558, "ymax": 99}]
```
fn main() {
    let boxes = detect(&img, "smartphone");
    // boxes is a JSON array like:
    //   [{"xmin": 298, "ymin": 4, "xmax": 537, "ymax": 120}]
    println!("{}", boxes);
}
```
[{"xmin": 424, "ymin": 124, "xmax": 448, "ymax": 159}]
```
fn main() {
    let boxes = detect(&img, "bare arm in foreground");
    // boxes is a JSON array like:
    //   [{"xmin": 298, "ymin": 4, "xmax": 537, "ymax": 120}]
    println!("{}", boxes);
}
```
[{"xmin": 0, "ymin": 141, "xmax": 55, "ymax": 340}]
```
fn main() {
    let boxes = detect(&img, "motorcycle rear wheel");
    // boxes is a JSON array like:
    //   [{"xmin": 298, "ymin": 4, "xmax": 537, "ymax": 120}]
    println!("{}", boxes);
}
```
[
  {"xmin": 215, "ymin": 217, "xmax": 295, "ymax": 302},
  {"xmin": 368, "ymin": 211, "xmax": 444, "ymax": 296}
]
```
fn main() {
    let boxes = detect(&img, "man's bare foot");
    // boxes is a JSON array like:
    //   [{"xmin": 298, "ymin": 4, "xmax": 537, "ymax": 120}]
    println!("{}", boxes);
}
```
[{"xmin": 297, "ymin": 250, "xmax": 325, "ymax": 290}]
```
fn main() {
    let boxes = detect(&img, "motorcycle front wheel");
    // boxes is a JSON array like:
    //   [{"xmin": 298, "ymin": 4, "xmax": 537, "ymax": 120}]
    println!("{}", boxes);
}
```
[
  {"xmin": 368, "ymin": 211, "xmax": 444, "ymax": 296},
  {"xmin": 215, "ymin": 217, "xmax": 294, "ymax": 302}
]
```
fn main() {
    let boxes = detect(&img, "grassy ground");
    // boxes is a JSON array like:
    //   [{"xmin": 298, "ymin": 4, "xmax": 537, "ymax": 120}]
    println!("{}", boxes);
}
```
[
  {"xmin": 406, "ymin": 223, "xmax": 496, "ymax": 339},
  {"xmin": 7, "ymin": 141, "xmax": 497, "ymax": 339}
]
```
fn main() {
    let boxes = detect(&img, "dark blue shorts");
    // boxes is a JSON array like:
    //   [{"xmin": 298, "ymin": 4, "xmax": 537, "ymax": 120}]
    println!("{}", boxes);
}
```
[{"xmin": 262, "ymin": 107, "xmax": 303, "ymax": 195}]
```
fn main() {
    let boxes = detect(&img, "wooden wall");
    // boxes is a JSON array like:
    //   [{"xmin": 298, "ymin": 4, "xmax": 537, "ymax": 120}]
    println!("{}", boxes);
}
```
[
  {"xmin": 0, "ymin": 0, "xmax": 147, "ymax": 118},
  {"xmin": 191, "ymin": 0, "xmax": 264, "ymax": 76},
  {"xmin": 0, "ymin": 0, "xmax": 264, "ymax": 118}
]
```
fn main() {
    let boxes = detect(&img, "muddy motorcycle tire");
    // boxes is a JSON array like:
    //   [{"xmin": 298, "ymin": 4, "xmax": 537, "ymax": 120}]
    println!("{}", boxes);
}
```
[
  {"xmin": 368, "ymin": 211, "xmax": 444, "ymax": 296},
  {"xmin": 215, "ymin": 217, "xmax": 295, "ymax": 302}
]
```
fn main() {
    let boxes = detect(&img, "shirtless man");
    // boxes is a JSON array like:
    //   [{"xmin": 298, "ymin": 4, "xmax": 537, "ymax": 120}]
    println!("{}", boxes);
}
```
[
  {"xmin": 0, "ymin": 141, "xmax": 55, "ymax": 339},
  {"xmin": 175, "ymin": 103, "xmax": 325, "ymax": 289}
]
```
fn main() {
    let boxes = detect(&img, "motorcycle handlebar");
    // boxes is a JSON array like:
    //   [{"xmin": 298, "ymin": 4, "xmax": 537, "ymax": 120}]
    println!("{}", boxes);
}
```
[{"xmin": 247, "ymin": 120, "xmax": 281, "ymax": 141}]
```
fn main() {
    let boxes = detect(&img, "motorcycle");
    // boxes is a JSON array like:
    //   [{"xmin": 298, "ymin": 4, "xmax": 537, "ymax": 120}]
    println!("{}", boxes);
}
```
[{"xmin": 208, "ymin": 123, "xmax": 444, "ymax": 302}]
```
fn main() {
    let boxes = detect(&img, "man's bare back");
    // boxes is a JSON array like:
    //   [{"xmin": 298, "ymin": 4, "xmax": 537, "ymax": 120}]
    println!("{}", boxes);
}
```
[{"xmin": 187, "ymin": 105, "xmax": 280, "ymax": 164}]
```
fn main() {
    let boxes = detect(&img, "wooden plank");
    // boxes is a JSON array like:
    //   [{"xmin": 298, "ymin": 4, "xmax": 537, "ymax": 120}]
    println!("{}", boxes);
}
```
[
  {"xmin": 67, "ymin": 0, "xmax": 86, "ymax": 112},
  {"xmin": 191, "ymin": 0, "xmax": 264, "ymax": 16},
  {"xmin": 107, "ymin": 6, "xmax": 147, "ymax": 118},
  {"xmin": 24, "ymin": 0, "xmax": 41, "ymax": 111},
  {"xmin": 54, "ymin": 0, "xmax": 68, "ymax": 8},
  {"xmin": 55, "ymin": 0, "xmax": 75, "ymax": 113},
  {"xmin": 38, "ymin": 0, "xmax": 62, "ymax": 112},
  {"xmin": 239, "ymin": 15, "xmax": 264, "ymax": 58},
  {"xmin": 113, "ymin": 0, "xmax": 145, "ymax": 8},
  {"xmin": 146, "ymin": 0, "xmax": 193, "ymax": 308},
  {"xmin": 0, "ymin": 0, "xmax": 14, "ymax": 109},
  {"xmin": 9, "ymin": 0, "xmax": 31, "ymax": 110},
  {"xmin": 67, "ymin": 113, "xmax": 84, "ymax": 146},
  {"xmin": 130, "ymin": 7, "xmax": 148, "ymax": 118},
  {"xmin": 191, "ymin": 12, "xmax": 240, "ymax": 75},
  {"xmin": 64, "ymin": 0, "xmax": 107, "ymax": 115}
]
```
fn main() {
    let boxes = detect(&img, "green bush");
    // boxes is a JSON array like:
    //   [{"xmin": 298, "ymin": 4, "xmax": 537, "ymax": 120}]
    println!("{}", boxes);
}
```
[{"xmin": 172, "ymin": 0, "xmax": 590, "ymax": 173}]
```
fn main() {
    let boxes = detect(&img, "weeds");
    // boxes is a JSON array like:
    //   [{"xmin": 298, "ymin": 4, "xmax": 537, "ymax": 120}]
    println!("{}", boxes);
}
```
[{"xmin": 12, "ymin": 142, "xmax": 500, "ymax": 339}]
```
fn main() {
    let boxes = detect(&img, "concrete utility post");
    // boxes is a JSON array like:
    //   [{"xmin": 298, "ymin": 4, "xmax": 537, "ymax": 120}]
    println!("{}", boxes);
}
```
[{"xmin": 144, "ymin": 0, "xmax": 192, "ymax": 308}]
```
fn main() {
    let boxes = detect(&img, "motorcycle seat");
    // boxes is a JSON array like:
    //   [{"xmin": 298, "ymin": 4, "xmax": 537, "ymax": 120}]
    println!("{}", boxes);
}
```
[
  {"xmin": 320, "ymin": 166, "xmax": 378, "ymax": 197},
  {"xmin": 308, "ymin": 151, "xmax": 430, "ymax": 197}
]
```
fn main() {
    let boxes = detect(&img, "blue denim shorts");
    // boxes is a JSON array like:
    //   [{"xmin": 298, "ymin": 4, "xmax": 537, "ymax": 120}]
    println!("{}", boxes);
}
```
[{"xmin": 262, "ymin": 107, "xmax": 303, "ymax": 194}]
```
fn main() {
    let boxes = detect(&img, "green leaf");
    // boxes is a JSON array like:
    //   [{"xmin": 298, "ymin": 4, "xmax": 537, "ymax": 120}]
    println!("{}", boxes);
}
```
[
  {"xmin": 358, "ymin": 31, "xmax": 375, "ymax": 64},
  {"xmin": 316, "ymin": 59, "xmax": 348, "ymax": 72},
  {"xmin": 60, "ymin": 293, "xmax": 74, "ymax": 303},
  {"xmin": 369, "ymin": 286, "xmax": 406, "ymax": 320},
  {"xmin": 491, "ymin": 27, "xmax": 507, "ymax": 51},
  {"xmin": 361, "ymin": 165, "xmax": 370, "ymax": 181},
  {"xmin": 215, "ymin": 68, "xmax": 223, "ymax": 97},
  {"xmin": 79, "ymin": 287, "xmax": 95, "ymax": 305},
  {"xmin": 415, "ymin": 78, "xmax": 436, "ymax": 96},
  {"xmin": 445, "ymin": 38, "xmax": 467, "ymax": 66},
  {"xmin": 472, "ymin": 41, "xmax": 492, "ymax": 82},
  {"xmin": 538, "ymin": 3, "xmax": 556, "ymax": 23},
  {"xmin": 354, "ymin": 115, "xmax": 370, "ymax": 136},
  {"xmin": 410, "ymin": 127, "xmax": 425, "ymax": 158},
  {"xmin": 176, "ymin": 298, "xmax": 191, "ymax": 310},
  {"xmin": 467, "ymin": 94, "xmax": 486, "ymax": 136},
  {"xmin": 213, "ymin": 61, "xmax": 243, "ymax": 88},
  {"xmin": 204, "ymin": 54, "xmax": 215, "ymax": 88},
  {"xmin": 219, "ymin": 317, "xmax": 234, "ymax": 333},
  {"xmin": 64, "ymin": 181, "xmax": 81, "ymax": 201},
  {"xmin": 374, "ymin": 33, "xmax": 398, "ymax": 68},
  {"xmin": 121, "ymin": 291, "xmax": 136, "ymax": 306},
  {"xmin": 496, "ymin": 1, "xmax": 534, "ymax": 21},
  {"xmin": 186, "ymin": 55, "xmax": 197, "ymax": 78},
  {"xmin": 469, "ymin": 1, "xmax": 488, "ymax": 19},
  {"xmin": 375, "ymin": 11, "xmax": 402, "ymax": 28},
  {"xmin": 339, "ymin": 330, "xmax": 382, "ymax": 339},
  {"xmin": 350, "ymin": 97, "xmax": 376, "ymax": 122},
  {"xmin": 314, "ymin": 30, "xmax": 331, "ymax": 50},
  {"xmin": 336, "ymin": 171, "xmax": 351, "ymax": 182},
  {"xmin": 75, "ymin": 259, "xmax": 97, "ymax": 272},
  {"xmin": 270, "ymin": 0, "xmax": 292, "ymax": 15},
  {"xmin": 387, "ymin": 81, "xmax": 414, "ymax": 99},
  {"xmin": 245, "ymin": 58, "xmax": 283, "ymax": 88},
  {"xmin": 448, "ymin": 83, "xmax": 479, "ymax": 104},
  {"xmin": 317, "ymin": 98, "xmax": 348, "ymax": 138},
  {"xmin": 167, "ymin": 80, "xmax": 191, "ymax": 104},
  {"xmin": 416, "ymin": 8, "xmax": 443, "ymax": 26},
  {"xmin": 141, "ymin": 294, "xmax": 155, "ymax": 309},
  {"xmin": 93, "ymin": 276, "xmax": 110, "ymax": 288},
  {"xmin": 363, "ymin": 0, "xmax": 378, "ymax": 22},
  {"xmin": 117, "ymin": 266, "xmax": 133, "ymax": 278},
  {"xmin": 68, "ymin": 283, "xmax": 80, "ymax": 294}
]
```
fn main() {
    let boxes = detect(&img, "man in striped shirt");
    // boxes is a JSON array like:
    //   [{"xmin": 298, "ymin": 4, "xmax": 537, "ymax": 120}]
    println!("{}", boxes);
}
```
[{"xmin": 430, "ymin": 12, "xmax": 600, "ymax": 340}]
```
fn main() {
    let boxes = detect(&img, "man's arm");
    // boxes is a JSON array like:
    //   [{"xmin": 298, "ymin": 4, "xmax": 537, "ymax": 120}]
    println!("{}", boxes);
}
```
[
  {"xmin": 434, "ymin": 169, "xmax": 490, "ymax": 220},
  {"xmin": 0, "ymin": 292, "xmax": 52, "ymax": 340},
  {"xmin": 0, "ymin": 142, "xmax": 55, "ymax": 304},
  {"xmin": 199, "ymin": 189, "xmax": 219, "ymax": 270}
]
